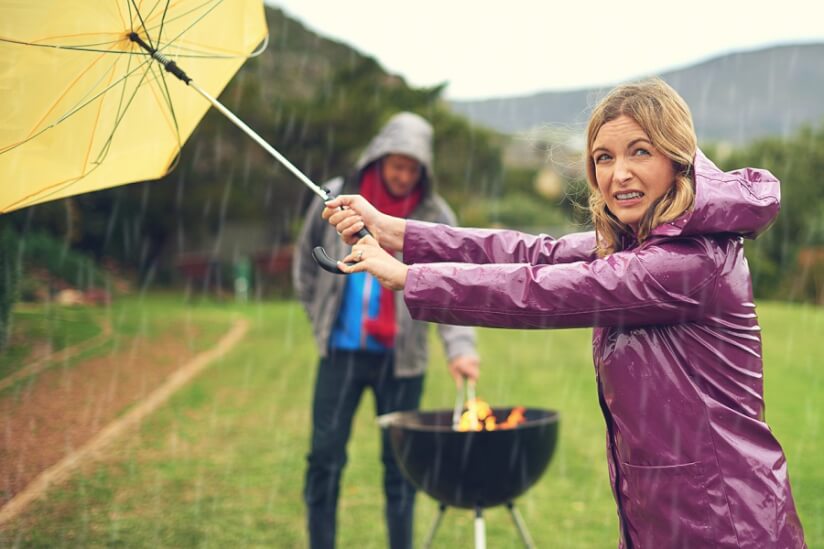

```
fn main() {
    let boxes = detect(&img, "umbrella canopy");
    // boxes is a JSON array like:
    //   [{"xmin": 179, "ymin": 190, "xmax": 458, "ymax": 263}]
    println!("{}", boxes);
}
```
[{"xmin": 0, "ymin": 0, "xmax": 267, "ymax": 213}]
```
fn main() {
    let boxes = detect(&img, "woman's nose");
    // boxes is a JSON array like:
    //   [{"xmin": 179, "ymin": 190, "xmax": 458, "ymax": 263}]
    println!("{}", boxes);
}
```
[{"xmin": 613, "ymin": 157, "xmax": 632, "ymax": 183}]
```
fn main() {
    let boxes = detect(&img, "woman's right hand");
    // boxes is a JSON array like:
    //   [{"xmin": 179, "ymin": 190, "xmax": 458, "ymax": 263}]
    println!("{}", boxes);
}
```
[
  {"xmin": 323, "ymin": 195, "xmax": 406, "ymax": 251},
  {"xmin": 338, "ymin": 235, "xmax": 409, "ymax": 291},
  {"xmin": 322, "ymin": 195, "xmax": 381, "ymax": 245}
]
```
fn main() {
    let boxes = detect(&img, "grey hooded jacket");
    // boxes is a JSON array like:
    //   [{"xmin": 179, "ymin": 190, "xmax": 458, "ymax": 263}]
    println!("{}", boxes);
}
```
[{"xmin": 293, "ymin": 112, "xmax": 477, "ymax": 377}]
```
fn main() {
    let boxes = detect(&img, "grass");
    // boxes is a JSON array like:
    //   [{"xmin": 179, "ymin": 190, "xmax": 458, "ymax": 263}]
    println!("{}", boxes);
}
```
[
  {"xmin": 0, "ymin": 294, "xmax": 232, "ymax": 400},
  {"xmin": 0, "ymin": 304, "xmax": 102, "ymax": 379},
  {"xmin": 0, "ymin": 297, "xmax": 821, "ymax": 547}
]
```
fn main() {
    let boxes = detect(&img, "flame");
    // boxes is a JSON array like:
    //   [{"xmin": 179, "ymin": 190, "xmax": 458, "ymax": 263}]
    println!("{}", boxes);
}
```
[{"xmin": 457, "ymin": 398, "xmax": 526, "ymax": 431}]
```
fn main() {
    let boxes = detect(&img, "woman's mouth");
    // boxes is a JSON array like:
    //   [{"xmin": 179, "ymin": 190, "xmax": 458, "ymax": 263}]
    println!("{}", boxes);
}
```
[{"xmin": 614, "ymin": 191, "xmax": 644, "ymax": 206}]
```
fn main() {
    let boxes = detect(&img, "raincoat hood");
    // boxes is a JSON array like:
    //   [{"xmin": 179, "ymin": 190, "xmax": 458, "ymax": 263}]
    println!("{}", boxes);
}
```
[
  {"xmin": 651, "ymin": 149, "xmax": 780, "ymax": 239},
  {"xmin": 355, "ymin": 112, "xmax": 434, "ymax": 181}
]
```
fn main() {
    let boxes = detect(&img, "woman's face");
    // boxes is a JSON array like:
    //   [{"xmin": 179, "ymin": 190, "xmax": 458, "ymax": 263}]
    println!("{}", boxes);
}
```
[{"xmin": 591, "ymin": 115, "xmax": 675, "ymax": 232}]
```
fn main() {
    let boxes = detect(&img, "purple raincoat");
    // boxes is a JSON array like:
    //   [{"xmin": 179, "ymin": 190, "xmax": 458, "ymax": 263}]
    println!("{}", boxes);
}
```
[{"xmin": 401, "ymin": 151, "xmax": 806, "ymax": 548}]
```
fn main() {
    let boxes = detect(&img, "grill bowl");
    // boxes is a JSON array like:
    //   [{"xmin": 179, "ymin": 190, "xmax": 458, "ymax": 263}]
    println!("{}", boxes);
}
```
[{"xmin": 381, "ymin": 408, "xmax": 559, "ymax": 509}]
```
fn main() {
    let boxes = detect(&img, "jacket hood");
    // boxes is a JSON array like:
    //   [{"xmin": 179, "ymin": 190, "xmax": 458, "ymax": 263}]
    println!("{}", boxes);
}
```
[
  {"xmin": 651, "ymin": 149, "xmax": 780, "ymax": 240},
  {"xmin": 356, "ymin": 112, "xmax": 434, "ymax": 179}
]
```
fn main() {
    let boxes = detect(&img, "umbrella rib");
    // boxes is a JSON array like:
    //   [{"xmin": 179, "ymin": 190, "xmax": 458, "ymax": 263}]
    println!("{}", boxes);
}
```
[
  {"xmin": 136, "ymin": 0, "xmax": 167, "ymax": 40},
  {"xmin": 130, "ymin": 0, "xmax": 155, "ymax": 49},
  {"xmin": 156, "ymin": 0, "xmax": 171, "ymax": 49},
  {"xmin": 146, "ymin": 62, "xmax": 183, "ymax": 150},
  {"xmin": 1, "ymin": 55, "xmax": 154, "ymax": 155},
  {"xmin": 79, "ymin": 63, "xmax": 120, "ymax": 174},
  {"xmin": 27, "ymin": 52, "xmax": 110, "ymax": 140},
  {"xmin": 2, "ymin": 168, "xmax": 106, "ymax": 213},
  {"xmin": 0, "ymin": 36, "xmax": 145, "ymax": 55},
  {"xmin": 144, "ymin": 0, "xmax": 219, "ymax": 31},
  {"xmin": 26, "ymin": 31, "xmax": 123, "ymax": 46},
  {"xmin": 1, "ymin": 49, "xmax": 114, "ymax": 151},
  {"xmin": 92, "ymin": 60, "xmax": 183, "ymax": 186},
  {"xmin": 144, "ymin": 0, "xmax": 269, "ymax": 60},
  {"xmin": 115, "ymin": 0, "xmax": 128, "ymax": 29},
  {"xmin": 155, "ymin": 36, "xmax": 265, "ymax": 58},
  {"xmin": 2, "ymin": 57, "xmax": 159, "ymax": 212},
  {"xmin": 0, "ymin": 0, "xmax": 259, "ymax": 59},
  {"xmin": 94, "ymin": 50, "xmax": 145, "ymax": 163},
  {"xmin": 145, "ymin": 0, "xmax": 243, "ymax": 58},
  {"xmin": 91, "ymin": 52, "xmax": 181, "ymax": 169}
]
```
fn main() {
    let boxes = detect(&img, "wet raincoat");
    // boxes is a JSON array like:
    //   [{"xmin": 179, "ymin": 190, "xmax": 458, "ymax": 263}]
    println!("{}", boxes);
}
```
[{"xmin": 400, "ymin": 150, "xmax": 806, "ymax": 547}]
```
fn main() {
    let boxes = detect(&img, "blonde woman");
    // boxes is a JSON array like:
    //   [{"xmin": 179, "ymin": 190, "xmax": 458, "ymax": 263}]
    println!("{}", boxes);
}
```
[{"xmin": 322, "ymin": 79, "xmax": 805, "ymax": 547}]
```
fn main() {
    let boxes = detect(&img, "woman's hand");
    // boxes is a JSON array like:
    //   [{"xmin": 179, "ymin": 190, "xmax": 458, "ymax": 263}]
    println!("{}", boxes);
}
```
[
  {"xmin": 338, "ymin": 235, "xmax": 409, "ymax": 291},
  {"xmin": 323, "ymin": 195, "xmax": 406, "ymax": 251}
]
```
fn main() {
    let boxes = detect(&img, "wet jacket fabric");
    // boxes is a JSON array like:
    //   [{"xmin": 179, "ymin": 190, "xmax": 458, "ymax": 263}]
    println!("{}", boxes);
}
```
[
  {"xmin": 293, "ymin": 113, "xmax": 477, "ymax": 377},
  {"xmin": 401, "ymin": 150, "xmax": 805, "ymax": 547}
]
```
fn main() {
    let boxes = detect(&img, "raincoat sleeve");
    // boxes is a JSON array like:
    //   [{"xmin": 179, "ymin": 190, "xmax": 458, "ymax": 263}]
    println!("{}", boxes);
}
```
[
  {"xmin": 404, "ymin": 220, "xmax": 597, "ymax": 266},
  {"xmin": 427, "ymin": 201, "xmax": 479, "ymax": 361},
  {"xmin": 404, "ymin": 236, "xmax": 719, "ymax": 330}
]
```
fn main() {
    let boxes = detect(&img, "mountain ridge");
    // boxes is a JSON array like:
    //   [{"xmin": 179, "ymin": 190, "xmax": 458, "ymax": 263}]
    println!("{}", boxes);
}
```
[{"xmin": 448, "ymin": 43, "xmax": 824, "ymax": 144}]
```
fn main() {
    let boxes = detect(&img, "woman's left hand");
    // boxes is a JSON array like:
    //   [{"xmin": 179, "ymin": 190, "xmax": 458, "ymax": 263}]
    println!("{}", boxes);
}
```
[{"xmin": 339, "ymin": 235, "xmax": 409, "ymax": 291}]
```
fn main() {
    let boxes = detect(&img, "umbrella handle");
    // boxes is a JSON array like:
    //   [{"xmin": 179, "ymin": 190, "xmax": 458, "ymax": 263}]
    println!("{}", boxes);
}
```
[{"xmin": 312, "ymin": 225, "xmax": 371, "ymax": 274}]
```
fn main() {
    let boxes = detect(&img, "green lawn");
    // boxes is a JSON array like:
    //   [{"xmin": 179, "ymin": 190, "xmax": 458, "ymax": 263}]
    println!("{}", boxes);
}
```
[
  {"xmin": 0, "ymin": 304, "xmax": 102, "ymax": 380},
  {"xmin": 0, "ymin": 297, "xmax": 821, "ymax": 547}
]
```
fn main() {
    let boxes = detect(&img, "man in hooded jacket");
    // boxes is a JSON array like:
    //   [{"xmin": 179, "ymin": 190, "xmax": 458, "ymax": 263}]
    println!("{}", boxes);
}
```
[{"xmin": 293, "ymin": 112, "xmax": 479, "ymax": 549}]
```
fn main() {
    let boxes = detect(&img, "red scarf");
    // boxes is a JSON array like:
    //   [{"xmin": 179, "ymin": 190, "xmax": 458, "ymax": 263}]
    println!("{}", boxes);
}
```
[{"xmin": 359, "ymin": 163, "xmax": 422, "ymax": 347}]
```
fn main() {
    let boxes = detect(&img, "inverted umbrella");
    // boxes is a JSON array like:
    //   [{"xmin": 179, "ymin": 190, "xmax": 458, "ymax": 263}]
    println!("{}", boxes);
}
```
[{"xmin": 0, "ymin": 0, "xmax": 354, "ymax": 272}]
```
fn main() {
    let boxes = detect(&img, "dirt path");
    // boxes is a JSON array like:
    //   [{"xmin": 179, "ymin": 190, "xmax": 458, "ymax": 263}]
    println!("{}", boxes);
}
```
[
  {"xmin": 0, "ymin": 316, "xmax": 250, "ymax": 526},
  {"xmin": 0, "ymin": 316, "xmax": 113, "ymax": 393}
]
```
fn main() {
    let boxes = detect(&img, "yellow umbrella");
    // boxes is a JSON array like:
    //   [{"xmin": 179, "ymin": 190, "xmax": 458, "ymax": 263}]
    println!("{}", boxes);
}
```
[
  {"xmin": 1, "ymin": 0, "xmax": 358, "ymax": 273},
  {"xmin": 0, "ymin": 0, "xmax": 276, "ymax": 213}
]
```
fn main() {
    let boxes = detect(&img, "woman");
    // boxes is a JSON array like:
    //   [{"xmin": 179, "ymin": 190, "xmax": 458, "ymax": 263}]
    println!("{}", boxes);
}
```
[{"xmin": 322, "ymin": 79, "xmax": 806, "ymax": 547}]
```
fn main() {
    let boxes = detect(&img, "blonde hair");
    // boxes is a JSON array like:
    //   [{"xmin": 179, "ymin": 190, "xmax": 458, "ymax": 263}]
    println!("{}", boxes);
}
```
[{"xmin": 585, "ymin": 78, "xmax": 697, "ymax": 256}]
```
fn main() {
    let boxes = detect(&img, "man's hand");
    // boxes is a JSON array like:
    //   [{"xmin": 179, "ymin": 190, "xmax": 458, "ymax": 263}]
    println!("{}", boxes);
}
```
[{"xmin": 447, "ymin": 355, "xmax": 480, "ymax": 388}]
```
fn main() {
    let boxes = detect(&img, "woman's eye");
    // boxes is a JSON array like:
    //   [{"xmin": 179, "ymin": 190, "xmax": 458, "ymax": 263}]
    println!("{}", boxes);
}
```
[
  {"xmin": 595, "ymin": 153, "xmax": 611, "ymax": 163},
  {"xmin": 634, "ymin": 148, "xmax": 651, "ymax": 156}
]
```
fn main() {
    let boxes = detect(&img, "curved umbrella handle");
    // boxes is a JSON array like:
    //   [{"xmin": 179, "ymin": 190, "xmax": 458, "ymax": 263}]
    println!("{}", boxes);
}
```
[{"xmin": 312, "ymin": 226, "xmax": 371, "ymax": 274}]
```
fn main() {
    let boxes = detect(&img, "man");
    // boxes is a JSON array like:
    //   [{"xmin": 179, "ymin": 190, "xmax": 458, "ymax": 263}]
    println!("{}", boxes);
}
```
[{"xmin": 293, "ymin": 112, "xmax": 479, "ymax": 549}]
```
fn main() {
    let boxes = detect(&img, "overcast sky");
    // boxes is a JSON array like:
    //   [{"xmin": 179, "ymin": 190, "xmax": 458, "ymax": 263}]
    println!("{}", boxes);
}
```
[{"xmin": 266, "ymin": 0, "xmax": 824, "ymax": 100}]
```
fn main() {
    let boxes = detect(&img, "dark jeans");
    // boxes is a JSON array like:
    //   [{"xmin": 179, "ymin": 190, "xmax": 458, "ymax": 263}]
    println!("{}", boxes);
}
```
[{"xmin": 304, "ymin": 350, "xmax": 423, "ymax": 549}]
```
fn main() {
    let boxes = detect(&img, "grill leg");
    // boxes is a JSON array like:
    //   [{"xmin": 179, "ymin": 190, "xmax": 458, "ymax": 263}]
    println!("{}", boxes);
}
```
[
  {"xmin": 474, "ymin": 507, "xmax": 486, "ymax": 549},
  {"xmin": 506, "ymin": 502, "xmax": 536, "ymax": 549},
  {"xmin": 423, "ymin": 503, "xmax": 447, "ymax": 549}
]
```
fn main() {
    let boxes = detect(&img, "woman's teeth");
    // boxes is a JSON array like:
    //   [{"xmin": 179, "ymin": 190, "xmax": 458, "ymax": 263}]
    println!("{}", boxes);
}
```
[{"xmin": 616, "ymin": 191, "xmax": 643, "ymax": 200}]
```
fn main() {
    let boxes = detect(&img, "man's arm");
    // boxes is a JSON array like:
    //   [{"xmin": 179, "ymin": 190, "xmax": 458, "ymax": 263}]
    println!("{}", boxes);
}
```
[{"xmin": 292, "ymin": 195, "xmax": 325, "ymax": 313}]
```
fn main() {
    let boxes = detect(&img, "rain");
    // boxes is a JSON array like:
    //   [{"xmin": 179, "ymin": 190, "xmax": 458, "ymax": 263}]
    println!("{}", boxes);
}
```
[{"xmin": 1, "ymin": 1, "xmax": 823, "ymax": 547}]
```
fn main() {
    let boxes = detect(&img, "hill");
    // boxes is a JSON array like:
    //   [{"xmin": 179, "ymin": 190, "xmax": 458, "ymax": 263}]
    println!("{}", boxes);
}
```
[{"xmin": 449, "ymin": 43, "xmax": 824, "ymax": 145}]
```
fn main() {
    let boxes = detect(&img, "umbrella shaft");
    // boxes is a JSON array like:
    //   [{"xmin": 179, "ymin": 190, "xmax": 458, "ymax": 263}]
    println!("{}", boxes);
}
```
[
  {"xmin": 190, "ymin": 82, "xmax": 329, "ymax": 201},
  {"xmin": 130, "ymin": 32, "xmax": 329, "ymax": 202}
]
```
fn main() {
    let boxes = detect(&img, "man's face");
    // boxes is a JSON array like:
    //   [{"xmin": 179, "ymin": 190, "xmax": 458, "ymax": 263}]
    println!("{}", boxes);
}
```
[{"xmin": 381, "ymin": 154, "xmax": 422, "ymax": 197}]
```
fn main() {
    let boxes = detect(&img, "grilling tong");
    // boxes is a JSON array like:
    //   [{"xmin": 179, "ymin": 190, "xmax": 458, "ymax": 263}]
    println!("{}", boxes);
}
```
[{"xmin": 452, "ymin": 376, "xmax": 476, "ymax": 430}]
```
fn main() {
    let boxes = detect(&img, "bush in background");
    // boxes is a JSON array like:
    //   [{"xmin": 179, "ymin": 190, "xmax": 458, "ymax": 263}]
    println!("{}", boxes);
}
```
[{"xmin": 0, "ymin": 228, "xmax": 20, "ymax": 347}]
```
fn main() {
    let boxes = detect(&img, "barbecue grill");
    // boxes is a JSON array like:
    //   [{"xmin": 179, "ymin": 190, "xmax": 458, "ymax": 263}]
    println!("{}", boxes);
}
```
[{"xmin": 379, "ymin": 406, "xmax": 559, "ymax": 548}]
